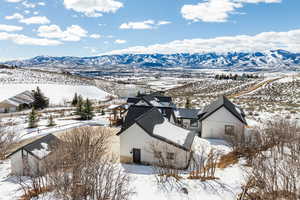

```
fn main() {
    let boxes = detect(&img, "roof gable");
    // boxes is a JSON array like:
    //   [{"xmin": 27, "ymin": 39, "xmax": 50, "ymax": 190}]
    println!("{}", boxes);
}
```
[
  {"xmin": 8, "ymin": 134, "xmax": 60, "ymax": 160},
  {"xmin": 199, "ymin": 96, "xmax": 247, "ymax": 125},
  {"xmin": 119, "ymin": 107, "xmax": 196, "ymax": 151}
]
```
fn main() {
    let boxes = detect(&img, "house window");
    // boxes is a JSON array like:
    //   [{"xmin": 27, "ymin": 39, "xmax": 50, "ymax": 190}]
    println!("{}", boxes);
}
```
[
  {"xmin": 166, "ymin": 152, "xmax": 175, "ymax": 160},
  {"xmin": 225, "ymin": 125, "xmax": 235, "ymax": 136},
  {"xmin": 190, "ymin": 119, "xmax": 198, "ymax": 127},
  {"xmin": 154, "ymin": 151, "xmax": 162, "ymax": 158}
]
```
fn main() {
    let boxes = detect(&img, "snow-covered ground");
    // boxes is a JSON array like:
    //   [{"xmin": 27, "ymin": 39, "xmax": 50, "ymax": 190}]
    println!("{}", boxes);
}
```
[
  {"xmin": 0, "ymin": 84, "xmax": 110, "ymax": 105},
  {"xmin": 0, "ymin": 137, "xmax": 247, "ymax": 200}
]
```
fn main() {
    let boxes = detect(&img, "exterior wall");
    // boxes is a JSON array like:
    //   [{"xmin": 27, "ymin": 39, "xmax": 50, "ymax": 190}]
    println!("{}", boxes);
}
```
[
  {"xmin": 10, "ymin": 150, "xmax": 24, "ymax": 175},
  {"xmin": 0, "ymin": 106, "xmax": 17, "ymax": 113},
  {"xmin": 119, "ymin": 124, "xmax": 190, "ymax": 169},
  {"xmin": 201, "ymin": 106, "xmax": 245, "ymax": 139},
  {"xmin": 10, "ymin": 149, "xmax": 40, "ymax": 176}
]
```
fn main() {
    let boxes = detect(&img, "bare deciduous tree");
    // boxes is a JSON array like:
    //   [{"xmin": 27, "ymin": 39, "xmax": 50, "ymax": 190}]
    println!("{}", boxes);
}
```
[
  {"xmin": 0, "ymin": 123, "xmax": 17, "ymax": 160},
  {"xmin": 239, "ymin": 119, "xmax": 300, "ymax": 200},
  {"xmin": 44, "ymin": 126, "xmax": 133, "ymax": 200}
]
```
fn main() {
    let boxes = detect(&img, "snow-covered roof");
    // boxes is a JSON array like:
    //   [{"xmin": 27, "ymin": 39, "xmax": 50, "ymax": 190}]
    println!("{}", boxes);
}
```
[
  {"xmin": 153, "ymin": 117, "xmax": 192, "ymax": 147},
  {"xmin": 8, "ymin": 134, "xmax": 60, "ymax": 160},
  {"xmin": 0, "ymin": 90, "xmax": 34, "ymax": 107},
  {"xmin": 119, "ymin": 107, "xmax": 196, "ymax": 151}
]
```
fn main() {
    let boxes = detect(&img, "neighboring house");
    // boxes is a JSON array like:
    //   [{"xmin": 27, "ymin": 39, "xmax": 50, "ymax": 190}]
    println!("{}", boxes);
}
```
[
  {"xmin": 175, "ymin": 108, "xmax": 201, "ymax": 131},
  {"xmin": 198, "ymin": 96, "xmax": 247, "ymax": 139},
  {"xmin": 0, "ymin": 90, "xmax": 34, "ymax": 113},
  {"xmin": 7, "ymin": 134, "xmax": 59, "ymax": 176},
  {"xmin": 118, "ymin": 107, "xmax": 196, "ymax": 169},
  {"xmin": 125, "ymin": 95, "xmax": 177, "ymax": 124}
]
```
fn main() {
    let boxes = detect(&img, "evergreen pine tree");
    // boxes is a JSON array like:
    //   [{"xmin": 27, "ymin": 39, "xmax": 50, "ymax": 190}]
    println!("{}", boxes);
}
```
[
  {"xmin": 82, "ymin": 98, "xmax": 94, "ymax": 120},
  {"xmin": 33, "ymin": 87, "xmax": 49, "ymax": 110},
  {"xmin": 28, "ymin": 108, "xmax": 39, "ymax": 128},
  {"xmin": 76, "ymin": 97, "xmax": 83, "ymax": 117},
  {"xmin": 47, "ymin": 115, "xmax": 56, "ymax": 127},
  {"xmin": 71, "ymin": 93, "xmax": 78, "ymax": 106}
]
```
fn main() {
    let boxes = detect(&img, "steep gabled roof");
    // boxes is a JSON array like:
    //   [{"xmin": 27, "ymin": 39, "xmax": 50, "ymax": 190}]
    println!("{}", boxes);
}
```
[
  {"xmin": 198, "ymin": 96, "xmax": 247, "ymax": 125},
  {"xmin": 122, "ymin": 105, "xmax": 153, "ymax": 131},
  {"xmin": 118, "ymin": 107, "xmax": 196, "ymax": 151},
  {"xmin": 7, "ymin": 134, "xmax": 60, "ymax": 160}
]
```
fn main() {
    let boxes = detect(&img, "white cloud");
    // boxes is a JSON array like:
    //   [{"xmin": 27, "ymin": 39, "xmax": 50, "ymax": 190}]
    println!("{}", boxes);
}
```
[
  {"xmin": 0, "ymin": 32, "xmax": 61, "ymax": 46},
  {"xmin": 37, "ymin": 24, "xmax": 88, "ymax": 42},
  {"xmin": 38, "ymin": 2, "xmax": 46, "ymax": 6},
  {"xmin": 104, "ymin": 29, "xmax": 300, "ymax": 54},
  {"xmin": 5, "ymin": 13, "xmax": 24, "ymax": 20},
  {"xmin": 157, "ymin": 21, "xmax": 171, "ymax": 25},
  {"xmin": 22, "ymin": 1, "xmax": 36, "ymax": 8},
  {"xmin": 33, "ymin": 11, "xmax": 39, "ymax": 15},
  {"xmin": 120, "ymin": 20, "xmax": 171, "ymax": 30},
  {"xmin": 24, "ymin": 10, "xmax": 31, "ymax": 14},
  {"xmin": 90, "ymin": 34, "xmax": 101, "ymax": 39},
  {"xmin": 181, "ymin": 0, "xmax": 281, "ymax": 22},
  {"xmin": 5, "ymin": 0, "xmax": 22, "ymax": 3},
  {"xmin": 63, "ymin": 0, "xmax": 123, "ymax": 17},
  {"xmin": 0, "ymin": 24, "xmax": 23, "ymax": 32},
  {"xmin": 114, "ymin": 39, "xmax": 126, "ymax": 44},
  {"xmin": 20, "ymin": 16, "xmax": 50, "ymax": 25}
]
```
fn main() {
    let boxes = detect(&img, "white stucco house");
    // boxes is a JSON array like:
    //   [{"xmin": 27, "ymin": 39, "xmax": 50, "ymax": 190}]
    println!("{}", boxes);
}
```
[
  {"xmin": 0, "ymin": 90, "xmax": 34, "ymax": 113},
  {"xmin": 119, "ymin": 94, "xmax": 247, "ymax": 167},
  {"xmin": 198, "ymin": 96, "xmax": 247, "ymax": 139},
  {"xmin": 7, "ymin": 134, "xmax": 59, "ymax": 176},
  {"xmin": 117, "ymin": 107, "xmax": 196, "ymax": 169}
]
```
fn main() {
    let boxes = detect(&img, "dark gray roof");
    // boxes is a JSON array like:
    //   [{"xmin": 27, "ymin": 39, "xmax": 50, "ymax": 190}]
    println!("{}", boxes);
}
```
[
  {"xmin": 8, "ymin": 134, "xmax": 60, "ymax": 160},
  {"xmin": 122, "ymin": 105, "xmax": 153, "ymax": 131},
  {"xmin": 119, "ymin": 107, "xmax": 196, "ymax": 151},
  {"xmin": 176, "ymin": 108, "xmax": 201, "ymax": 119},
  {"xmin": 127, "ymin": 94, "xmax": 174, "ymax": 108},
  {"xmin": 127, "ymin": 97, "xmax": 140, "ymax": 104},
  {"xmin": 198, "ymin": 96, "xmax": 247, "ymax": 125}
]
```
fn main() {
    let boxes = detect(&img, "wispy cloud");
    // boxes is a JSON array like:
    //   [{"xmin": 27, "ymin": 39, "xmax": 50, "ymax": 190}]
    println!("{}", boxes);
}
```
[
  {"xmin": 37, "ymin": 24, "xmax": 88, "ymax": 42},
  {"xmin": 63, "ymin": 0, "xmax": 123, "ymax": 17},
  {"xmin": 181, "ymin": 0, "xmax": 281, "ymax": 22},
  {"xmin": 104, "ymin": 29, "xmax": 300, "ymax": 54},
  {"xmin": 5, "ymin": 13, "xmax": 24, "ymax": 20},
  {"xmin": 90, "ymin": 34, "xmax": 101, "ymax": 39},
  {"xmin": 20, "ymin": 16, "xmax": 50, "ymax": 25},
  {"xmin": 114, "ymin": 39, "xmax": 126, "ymax": 44},
  {"xmin": 0, "ymin": 32, "xmax": 61, "ymax": 46},
  {"xmin": 0, "ymin": 24, "xmax": 23, "ymax": 32},
  {"xmin": 120, "ymin": 20, "xmax": 171, "ymax": 30}
]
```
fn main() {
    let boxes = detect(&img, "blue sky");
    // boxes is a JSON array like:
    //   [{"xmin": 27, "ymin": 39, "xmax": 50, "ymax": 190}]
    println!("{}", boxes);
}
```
[{"xmin": 0, "ymin": 0, "xmax": 299, "ymax": 60}]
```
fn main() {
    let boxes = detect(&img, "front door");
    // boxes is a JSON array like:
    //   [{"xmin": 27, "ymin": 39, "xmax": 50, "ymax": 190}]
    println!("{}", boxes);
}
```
[{"xmin": 132, "ymin": 148, "xmax": 141, "ymax": 163}]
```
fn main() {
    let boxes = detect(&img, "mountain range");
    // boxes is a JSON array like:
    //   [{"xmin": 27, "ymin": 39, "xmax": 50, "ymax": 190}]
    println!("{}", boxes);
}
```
[{"xmin": 3, "ymin": 50, "xmax": 300, "ymax": 71}]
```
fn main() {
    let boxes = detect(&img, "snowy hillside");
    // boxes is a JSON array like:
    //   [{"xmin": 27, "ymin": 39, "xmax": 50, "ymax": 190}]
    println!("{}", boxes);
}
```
[
  {"xmin": 0, "ymin": 84, "xmax": 110, "ymax": 105},
  {"xmin": 0, "ymin": 68, "xmax": 111, "ymax": 105},
  {"xmin": 3, "ymin": 50, "xmax": 300, "ymax": 71}
]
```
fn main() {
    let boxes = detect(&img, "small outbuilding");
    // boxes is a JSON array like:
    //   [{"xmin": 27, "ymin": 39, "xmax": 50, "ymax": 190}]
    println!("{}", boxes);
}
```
[{"xmin": 7, "ymin": 134, "xmax": 59, "ymax": 176}]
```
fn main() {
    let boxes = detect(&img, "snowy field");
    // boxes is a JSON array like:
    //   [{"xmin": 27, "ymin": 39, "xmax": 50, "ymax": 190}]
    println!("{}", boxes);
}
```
[{"xmin": 0, "ymin": 84, "xmax": 110, "ymax": 105}]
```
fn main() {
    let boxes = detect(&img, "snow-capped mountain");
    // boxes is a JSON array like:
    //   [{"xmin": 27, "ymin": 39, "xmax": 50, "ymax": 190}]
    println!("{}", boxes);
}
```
[{"xmin": 3, "ymin": 50, "xmax": 300, "ymax": 71}]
